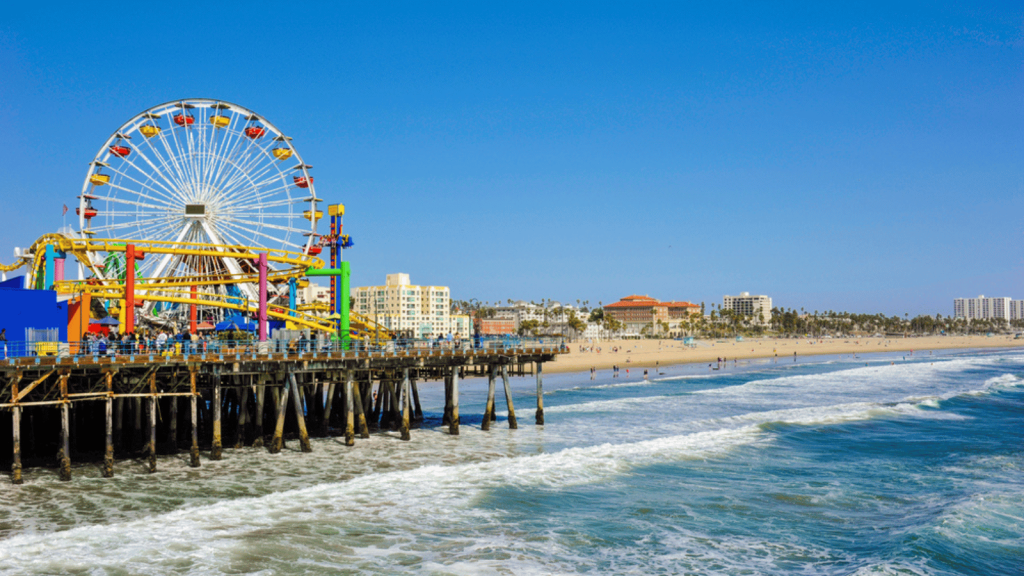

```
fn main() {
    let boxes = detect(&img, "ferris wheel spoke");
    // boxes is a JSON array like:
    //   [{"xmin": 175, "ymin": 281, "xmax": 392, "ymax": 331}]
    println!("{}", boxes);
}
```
[
  {"xmin": 217, "ymin": 216, "xmax": 308, "ymax": 237},
  {"xmin": 184, "ymin": 122, "xmax": 205, "ymax": 199},
  {"xmin": 212, "ymin": 131, "xmax": 281, "ymax": 188},
  {"xmin": 240, "ymin": 197, "xmax": 307, "ymax": 210},
  {"xmin": 207, "ymin": 114, "xmax": 253, "ymax": 194},
  {"xmin": 97, "ymin": 211, "xmax": 170, "ymax": 218},
  {"xmin": 222, "ymin": 156, "xmax": 289, "ymax": 195},
  {"xmin": 90, "ymin": 191, "xmax": 177, "ymax": 212},
  {"xmin": 113, "ymin": 150, "xmax": 185, "ymax": 202},
  {"xmin": 144, "ymin": 220, "xmax": 189, "ymax": 244},
  {"xmin": 152, "ymin": 121, "xmax": 193, "ymax": 194},
  {"xmin": 102, "ymin": 170, "xmax": 181, "ymax": 209},
  {"xmin": 213, "ymin": 141, "xmax": 278, "ymax": 194},
  {"xmin": 217, "ymin": 211, "xmax": 303, "ymax": 219},
  {"xmin": 166, "ymin": 117, "xmax": 200, "ymax": 197},
  {"xmin": 90, "ymin": 215, "xmax": 178, "ymax": 237},
  {"xmin": 134, "ymin": 135, "xmax": 190, "ymax": 201},
  {"xmin": 215, "ymin": 218, "xmax": 304, "ymax": 250},
  {"xmin": 225, "ymin": 182, "xmax": 296, "ymax": 209}
]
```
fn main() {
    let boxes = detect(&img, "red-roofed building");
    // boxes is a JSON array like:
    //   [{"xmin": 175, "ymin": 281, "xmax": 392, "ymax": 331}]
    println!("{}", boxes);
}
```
[{"xmin": 604, "ymin": 295, "xmax": 700, "ymax": 332}]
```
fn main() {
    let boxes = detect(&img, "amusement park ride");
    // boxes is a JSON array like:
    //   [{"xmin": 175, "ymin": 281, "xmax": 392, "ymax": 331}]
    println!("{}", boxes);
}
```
[{"xmin": 0, "ymin": 98, "xmax": 388, "ymax": 345}]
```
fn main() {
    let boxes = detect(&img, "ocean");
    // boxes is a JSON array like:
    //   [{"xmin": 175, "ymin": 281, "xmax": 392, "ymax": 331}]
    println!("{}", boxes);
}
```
[{"xmin": 0, "ymin": 349, "xmax": 1020, "ymax": 575}]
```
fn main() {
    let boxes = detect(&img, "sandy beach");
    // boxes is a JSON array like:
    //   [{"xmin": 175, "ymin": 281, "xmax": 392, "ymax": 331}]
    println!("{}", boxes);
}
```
[{"xmin": 547, "ymin": 335, "xmax": 1024, "ymax": 374}]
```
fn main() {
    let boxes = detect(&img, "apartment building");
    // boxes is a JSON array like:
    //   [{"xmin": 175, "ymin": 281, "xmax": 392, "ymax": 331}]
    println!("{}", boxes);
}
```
[
  {"xmin": 1011, "ymin": 300, "xmax": 1024, "ymax": 322},
  {"xmin": 352, "ymin": 273, "xmax": 466, "ymax": 338},
  {"xmin": 722, "ymin": 292, "xmax": 773, "ymax": 324},
  {"xmin": 955, "ymin": 295, "xmax": 1012, "ymax": 322}
]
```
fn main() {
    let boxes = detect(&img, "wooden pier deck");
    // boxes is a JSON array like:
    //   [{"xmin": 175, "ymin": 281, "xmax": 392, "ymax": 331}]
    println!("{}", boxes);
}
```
[{"xmin": 0, "ymin": 342, "xmax": 565, "ymax": 483}]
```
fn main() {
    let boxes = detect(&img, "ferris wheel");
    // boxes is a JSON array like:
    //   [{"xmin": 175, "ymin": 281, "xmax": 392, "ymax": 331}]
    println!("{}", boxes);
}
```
[{"xmin": 76, "ymin": 98, "xmax": 321, "ymax": 316}]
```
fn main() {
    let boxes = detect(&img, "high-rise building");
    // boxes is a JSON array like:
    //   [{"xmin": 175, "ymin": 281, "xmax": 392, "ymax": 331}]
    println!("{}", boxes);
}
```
[
  {"xmin": 722, "ymin": 292, "xmax": 773, "ymax": 324},
  {"xmin": 352, "ymin": 273, "xmax": 469, "ymax": 338},
  {"xmin": 1011, "ymin": 300, "xmax": 1024, "ymax": 322},
  {"xmin": 954, "ymin": 295, "xmax": 1011, "ymax": 322}
]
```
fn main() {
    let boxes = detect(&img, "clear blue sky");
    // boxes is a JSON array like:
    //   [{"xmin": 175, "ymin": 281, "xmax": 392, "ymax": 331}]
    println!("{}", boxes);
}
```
[{"xmin": 1, "ymin": 2, "xmax": 1021, "ymax": 316}]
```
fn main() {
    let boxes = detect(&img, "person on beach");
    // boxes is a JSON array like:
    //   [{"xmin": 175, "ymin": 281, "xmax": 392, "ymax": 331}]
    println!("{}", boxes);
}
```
[
  {"xmin": 643, "ymin": 369, "xmax": 648, "ymax": 380},
  {"xmin": 0, "ymin": 328, "xmax": 6, "ymax": 359}
]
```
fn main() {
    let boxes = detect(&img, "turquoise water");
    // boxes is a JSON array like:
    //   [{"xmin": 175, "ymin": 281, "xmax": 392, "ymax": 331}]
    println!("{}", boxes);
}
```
[{"xmin": 0, "ymin": 350, "xmax": 1020, "ymax": 574}]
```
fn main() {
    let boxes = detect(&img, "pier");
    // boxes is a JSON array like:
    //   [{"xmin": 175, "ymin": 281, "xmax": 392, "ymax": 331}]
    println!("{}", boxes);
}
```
[{"xmin": 0, "ymin": 339, "xmax": 564, "ymax": 483}]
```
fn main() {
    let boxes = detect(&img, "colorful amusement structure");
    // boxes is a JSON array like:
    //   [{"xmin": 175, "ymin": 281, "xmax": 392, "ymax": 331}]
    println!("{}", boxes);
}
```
[{"xmin": 0, "ymin": 98, "xmax": 386, "ymax": 347}]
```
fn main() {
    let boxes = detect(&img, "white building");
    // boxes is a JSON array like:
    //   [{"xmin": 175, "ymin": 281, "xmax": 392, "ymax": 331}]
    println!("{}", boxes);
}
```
[
  {"xmin": 494, "ymin": 300, "xmax": 585, "ymax": 332},
  {"xmin": 722, "ymin": 292, "xmax": 773, "ymax": 324},
  {"xmin": 352, "ymin": 273, "xmax": 469, "ymax": 339},
  {"xmin": 1011, "ymin": 300, "xmax": 1024, "ymax": 322},
  {"xmin": 297, "ymin": 283, "xmax": 331, "ymax": 306},
  {"xmin": 954, "ymin": 295, "xmax": 1011, "ymax": 322}
]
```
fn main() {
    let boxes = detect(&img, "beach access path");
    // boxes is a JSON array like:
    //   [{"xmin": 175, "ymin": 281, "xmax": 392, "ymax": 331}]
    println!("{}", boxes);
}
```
[{"xmin": 547, "ymin": 334, "xmax": 1024, "ymax": 374}]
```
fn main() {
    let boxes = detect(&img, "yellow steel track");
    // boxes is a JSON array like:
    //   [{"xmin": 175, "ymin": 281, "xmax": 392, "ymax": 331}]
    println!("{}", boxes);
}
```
[{"xmin": 3, "ymin": 234, "xmax": 389, "ymax": 339}]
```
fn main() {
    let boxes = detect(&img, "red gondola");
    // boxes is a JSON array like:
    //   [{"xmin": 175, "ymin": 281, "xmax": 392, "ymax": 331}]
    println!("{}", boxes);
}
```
[
  {"xmin": 173, "ymin": 114, "xmax": 195, "ymax": 126},
  {"xmin": 76, "ymin": 208, "xmax": 98, "ymax": 218},
  {"xmin": 305, "ymin": 245, "xmax": 322, "ymax": 256},
  {"xmin": 245, "ymin": 126, "xmax": 266, "ymax": 139},
  {"xmin": 109, "ymin": 145, "xmax": 131, "ymax": 157},
  {"xmin": 294, "ymin": 176, "xmax": 313, "ymax": 188}
]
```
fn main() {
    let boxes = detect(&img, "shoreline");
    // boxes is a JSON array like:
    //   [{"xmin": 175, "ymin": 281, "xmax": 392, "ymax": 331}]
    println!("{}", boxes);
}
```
[{"xmin": 543, "ymin": 335, "xmax": 1024, "ymax": 375}]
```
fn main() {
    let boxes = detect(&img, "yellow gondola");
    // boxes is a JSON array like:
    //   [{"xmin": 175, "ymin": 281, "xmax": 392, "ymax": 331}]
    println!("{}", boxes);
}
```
[
  {"xmin": 140, "ymin": 124, "xmax": 161, "ymax": 138},
  {"xmin": 89, "ymin": 173, "xmax": 110, "ymax": 186},
  {"xmin": 210, "ymin": 115, "xmax": 230, "ymax": 128},
  {"xmin": 272, "ymin": 148, "xmax": 293, "ymax": 161},
  {"xmin": 302, "ymin": 210, "xmax": 323, "ymax": 221}
]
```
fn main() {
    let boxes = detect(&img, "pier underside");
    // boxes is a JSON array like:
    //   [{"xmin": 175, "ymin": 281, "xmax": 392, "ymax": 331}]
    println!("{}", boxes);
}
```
[{"xmin": 0, "ymin": 344, "xmax": 562, "ymax": 483}]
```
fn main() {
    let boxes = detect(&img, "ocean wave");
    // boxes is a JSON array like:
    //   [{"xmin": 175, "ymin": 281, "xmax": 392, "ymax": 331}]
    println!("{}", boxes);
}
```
[{"xmin": 0, "ymin": 426, "xmax": 765, "ymax": 574}]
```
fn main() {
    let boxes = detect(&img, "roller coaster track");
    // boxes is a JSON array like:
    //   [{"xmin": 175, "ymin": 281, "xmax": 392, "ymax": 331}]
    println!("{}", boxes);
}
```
[{"xmin": 4, "ymin": 234, "xmax": 389, "ymax": 339}]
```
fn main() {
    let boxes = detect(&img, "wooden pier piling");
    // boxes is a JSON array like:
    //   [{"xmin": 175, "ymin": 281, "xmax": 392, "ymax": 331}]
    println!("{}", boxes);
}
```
[
  {"xmin": 289, "ymin": 372, "xmax": 312, "ymax": 452},
  {"xmin": 270, "ymin": 375, "xmax": 289, "ymax": 454},
  {"xmin": 501, "ymin": 365, "xmax": 517, "ymax": 430},
  {"xmin": 344, "ymin": 375, "xmax": 355, "ymax": 446},
  {"xmin": 252, "ymin": 380, "xmax": 266, "ymax": 448},
  {"xmin": 449, "ymin": 367, "xmax": 460, "ymax": 436},
  {"xmin": 167, "ymin": 396, "xmax": 178, "ymax": 454},
  {"xmin": 235, "ymin": 386, "xmax": 249, "ymax": 449},
  {"xmin": 58, "ymin": 372, "xmax": 71, "ymax": 481},
  {"xmin": 352, "ymin": 373, "xmax": 370, "ymax": 439},
  {"xmin": 399, "ymin": 369, "xmax": 411, "ymax": 441},
  {"xmin": 536, "ymin": 362, "xmax": 544, "ymax": 425},
  {"xmin": 211, "ymin": 380, "xmax": 223, "ymax": 460},
  {"xmin": 59, "ymin": 402, "xmax": 71, "ymax": 481},
  {"xmin": 189, "ymin": 368, "xmax": 200, "ymax": 468},
  {"xmin": 11, "ymin": 406, "xmax": 22, "ymax": 485},
  {"xmin": 322, "ymin": 381, "xmax": 337, "ymax": 437},
  {"xmin": 483, "ymin": 365, "xmax": 497, "ymax": 431},
  {"xmin": 148, "ymin": 372, "xmax": 157, "ymax": 472}
]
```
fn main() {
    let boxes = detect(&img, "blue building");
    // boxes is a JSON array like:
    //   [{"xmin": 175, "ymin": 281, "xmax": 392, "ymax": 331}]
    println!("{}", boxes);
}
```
[{"xmin": 0, "ymin": 276, "xmax": 68, "ymax": 347}]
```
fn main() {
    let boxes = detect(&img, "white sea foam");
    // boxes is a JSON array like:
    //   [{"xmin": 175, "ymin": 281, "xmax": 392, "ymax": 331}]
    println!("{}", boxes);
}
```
[{"xmin": 0, "ymin": 426, "xmax": 765, "ymax": 574}]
